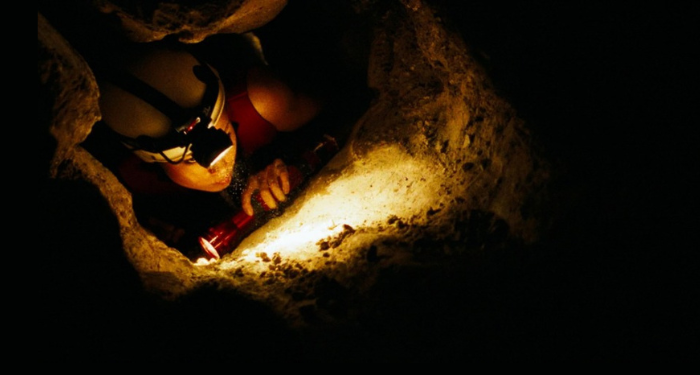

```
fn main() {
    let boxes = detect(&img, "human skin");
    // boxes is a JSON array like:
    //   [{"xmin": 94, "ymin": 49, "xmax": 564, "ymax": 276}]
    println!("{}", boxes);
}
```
[
  {"xmin": 161, "ymin": 109, "xmax": 240, "ymax": 193},
  {"xmin": 162, "ymin": 65, "xmax": 322, "ymax": 216}
]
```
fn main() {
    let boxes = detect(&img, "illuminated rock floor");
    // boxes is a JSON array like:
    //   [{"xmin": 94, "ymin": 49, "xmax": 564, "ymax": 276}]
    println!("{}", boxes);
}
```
[{"xmin": 39, "ymin": 1, "xmax": 696, "ymax": 363}]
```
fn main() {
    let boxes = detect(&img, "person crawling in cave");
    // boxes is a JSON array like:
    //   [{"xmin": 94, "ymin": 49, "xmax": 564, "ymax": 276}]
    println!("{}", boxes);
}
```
[{"xmin": 83, "ymin": 35, "xmax": 339, "ymax": 261}]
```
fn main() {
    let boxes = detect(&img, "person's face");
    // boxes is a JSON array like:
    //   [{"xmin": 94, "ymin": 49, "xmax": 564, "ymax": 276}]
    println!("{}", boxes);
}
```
[{"xmin": 161, "ymin": 110, "xmax": 237, "ymax": 192}]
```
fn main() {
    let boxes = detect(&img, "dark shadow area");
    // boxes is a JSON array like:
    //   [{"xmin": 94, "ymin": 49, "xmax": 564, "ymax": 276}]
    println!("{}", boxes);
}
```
[
  {"xmin": 38, "ymin": 175, "xmax": 302, "ymax": 365},
  {"xmin": 429, "ymin": 0, "xmax": 698, "ymax": 360}
]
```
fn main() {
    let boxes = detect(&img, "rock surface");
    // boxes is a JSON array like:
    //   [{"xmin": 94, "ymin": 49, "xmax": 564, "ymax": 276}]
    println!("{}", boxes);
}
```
[
  {"xmin": 40, "ymin": 0, "xmax": 557, "ymax": 362},
  {"xmin": 93, "ymin": 0, "xmax": 288, "ymax": 43}
]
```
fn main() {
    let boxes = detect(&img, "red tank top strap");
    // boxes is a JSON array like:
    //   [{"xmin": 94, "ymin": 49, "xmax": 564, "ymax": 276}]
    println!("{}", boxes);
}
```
[{"xmin": 225, "ymin": 81, "xmax": 278, "ymax": 156}]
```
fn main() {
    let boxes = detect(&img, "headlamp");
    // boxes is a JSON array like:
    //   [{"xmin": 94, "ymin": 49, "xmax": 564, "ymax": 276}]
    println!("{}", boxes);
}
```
[{"xmin": 183, "ymin": 117, "xmax": 233, "ymax": 168}]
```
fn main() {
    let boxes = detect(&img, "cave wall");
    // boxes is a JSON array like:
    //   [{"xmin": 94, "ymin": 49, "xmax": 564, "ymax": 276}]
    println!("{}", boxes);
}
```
[
  {"xmin": 93, "ymin": 0, "xmax": 289, "ymax": 43},
  {"xmin": 39, "ymin": 0, "xmax": 550, "ymax": 325}
]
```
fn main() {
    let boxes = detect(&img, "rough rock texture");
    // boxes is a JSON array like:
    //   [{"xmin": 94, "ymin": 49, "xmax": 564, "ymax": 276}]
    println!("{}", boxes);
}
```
[
  {"xmin": 92, "ymin": 0, "xmax": 289, "ymax": 43},
  {"xmin": 39, "ymin": 12, "xmax": 101, "ymax": 178},
  {"xmin": 40, "ymin": 0, "xmax": 556, "ymax": 362},
  {"xmin": 215, "ymin": 0, "xmax": 550, "ymax": 326},
  {"xmin": 40, "ymin": 12, "xmax": 204, "ymax": 299}
]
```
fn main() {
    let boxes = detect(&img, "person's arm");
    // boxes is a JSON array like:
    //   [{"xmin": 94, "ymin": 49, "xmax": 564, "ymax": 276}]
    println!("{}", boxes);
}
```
[
  {"xmin": 240, "ymin": 66, "xmax": 323, "ymax": 215},
  {"xmin": 246, "ymin": 65, "xmax": 322, "ymax": 132}
]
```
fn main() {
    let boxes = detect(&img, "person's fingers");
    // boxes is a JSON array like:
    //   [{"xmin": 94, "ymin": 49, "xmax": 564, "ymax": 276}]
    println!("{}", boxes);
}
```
[
  {"xmin": 259, "ymin": 187, "xmax": 277, "ymax": 210},
  {"xmin": 267, "ymin": 163, "xmax": 286, "ymax": 202},
  {"xmin": 241, "ymin": 175, "xmax": 258, "ymax": 216},
  {"xmin": 241, "ymin": 159, "xmax": 292, "ymax": 215},
  {"xmin": 275, "ymin": 159, "xmax": 290, "ymax": 194},
  {"xmin": 254, "ymin": 172, "xmax": 276, "ymax": 210}
]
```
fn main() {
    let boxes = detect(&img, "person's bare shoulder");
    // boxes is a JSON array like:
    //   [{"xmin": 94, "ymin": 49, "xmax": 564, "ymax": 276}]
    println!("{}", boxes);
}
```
[{"xmin": 246, "ymin": 66, "xmax": 322, "ymax": 132}]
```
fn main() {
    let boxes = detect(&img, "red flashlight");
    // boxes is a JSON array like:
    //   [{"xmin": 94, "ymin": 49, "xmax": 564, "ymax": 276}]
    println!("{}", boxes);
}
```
[
  {"xmin": 198, "ymin": 208, "xmax": 255, "ymax": 260},
  {"xmin": 198, "ymin": 135, "xmax": 339, "ymax": 259}
]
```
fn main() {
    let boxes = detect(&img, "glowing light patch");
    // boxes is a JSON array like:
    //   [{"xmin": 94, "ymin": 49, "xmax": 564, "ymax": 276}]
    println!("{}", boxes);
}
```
[
  {"xmin": 220, "ymin": 145, "xmax": 441, "ymax": 269},
  {"xmin": 194, "ymin": 257, "xmax": 216, "ymax": 266}
]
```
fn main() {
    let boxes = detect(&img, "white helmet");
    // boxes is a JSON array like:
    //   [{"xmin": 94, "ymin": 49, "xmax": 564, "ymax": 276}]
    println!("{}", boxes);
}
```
[{"xmin": 98, "ymin": 46, "xmax": 230, "ymax": 167}]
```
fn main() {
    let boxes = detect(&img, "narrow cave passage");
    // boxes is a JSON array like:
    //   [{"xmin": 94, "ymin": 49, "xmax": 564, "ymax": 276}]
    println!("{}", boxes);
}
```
[
  {"xmin": 73, "ymin": 2, "xmax": 376, "ymax": 263},
  {"xmin": 41, "ymin": 0, "xmax": 549, "ymax": 315},
  {"xmin": 38, "ymin": 0, "xmax": 630, "ymax": 363}
]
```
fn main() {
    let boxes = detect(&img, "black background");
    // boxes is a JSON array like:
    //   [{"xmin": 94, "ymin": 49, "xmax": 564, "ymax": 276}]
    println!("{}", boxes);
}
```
[{"xmin": 433, "ymin": 1, "xmax": 699, "ymax": 360}]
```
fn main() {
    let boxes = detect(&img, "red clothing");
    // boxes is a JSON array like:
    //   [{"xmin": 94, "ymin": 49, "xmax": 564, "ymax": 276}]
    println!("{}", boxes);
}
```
[{"xmin": 225, "ymin": 80, "xmax": 278, "ymax": 157}]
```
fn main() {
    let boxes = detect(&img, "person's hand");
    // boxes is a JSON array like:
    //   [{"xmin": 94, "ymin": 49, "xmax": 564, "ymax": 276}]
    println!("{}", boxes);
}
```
[{"xmin": 241, "ymin": 158, "xmax": 290, "ymax": 216}]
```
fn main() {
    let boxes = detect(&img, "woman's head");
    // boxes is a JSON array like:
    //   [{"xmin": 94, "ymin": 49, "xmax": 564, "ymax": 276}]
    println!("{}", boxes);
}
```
[
  {"xmin": 160, "ymin": 110, "xmax": 238, "ymax": 192},
  {"xmin": 98, "ymin": 46, "xmax": 237, "ymax": 192}
]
